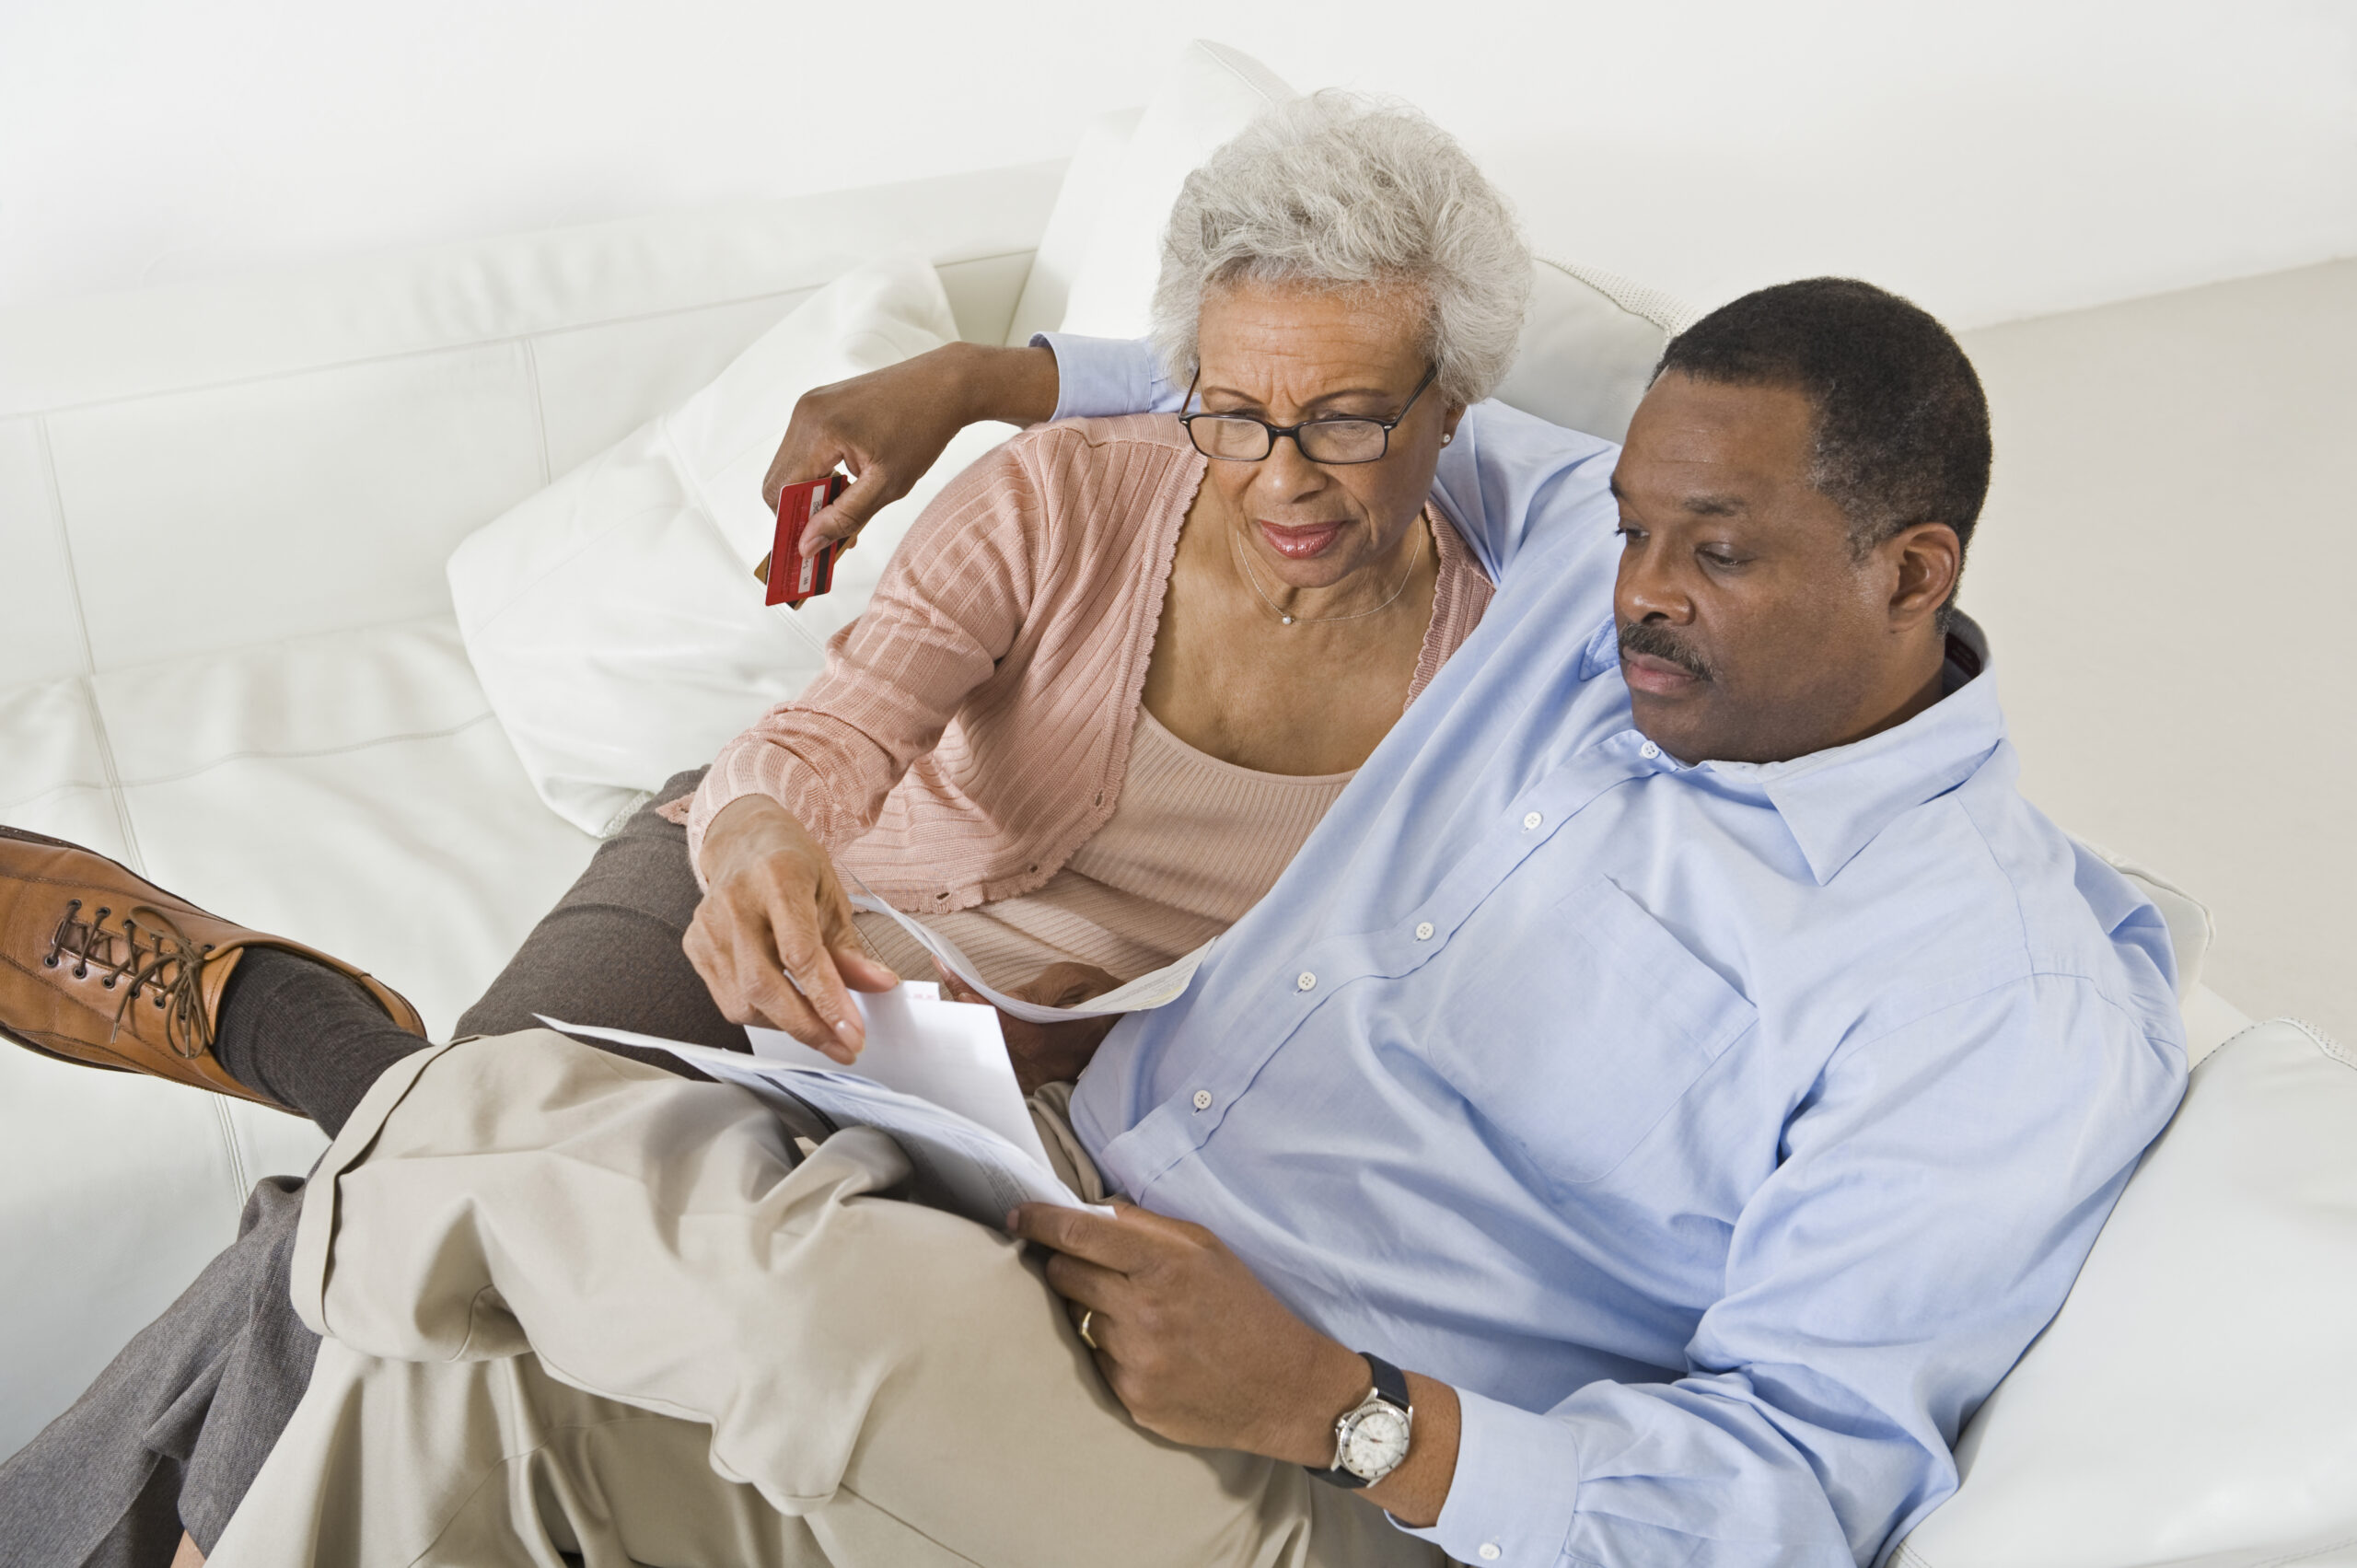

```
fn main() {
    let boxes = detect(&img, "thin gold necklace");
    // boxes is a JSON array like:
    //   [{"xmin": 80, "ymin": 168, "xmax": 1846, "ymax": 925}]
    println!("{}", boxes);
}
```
[{"xmin": 1228, "ymin": 521, "xmax": 1426, "ymax": 627}]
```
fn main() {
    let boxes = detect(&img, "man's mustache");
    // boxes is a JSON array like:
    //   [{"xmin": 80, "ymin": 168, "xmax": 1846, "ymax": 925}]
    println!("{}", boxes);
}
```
[{"xmin": 1618, "ymin": 621, "xmax": 1713, "ymax": 682}]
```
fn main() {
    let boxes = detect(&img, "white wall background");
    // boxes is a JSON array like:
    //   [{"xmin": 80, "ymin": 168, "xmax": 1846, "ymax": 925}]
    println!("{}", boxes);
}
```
[{"xmin": 5, "ymin": 0, "xmax": 2351, "ymax": 327}]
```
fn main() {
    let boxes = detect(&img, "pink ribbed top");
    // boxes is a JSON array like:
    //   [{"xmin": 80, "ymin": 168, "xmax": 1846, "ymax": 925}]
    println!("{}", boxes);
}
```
[
  {"xmin": 851, "ymin": 705, "xmax": 1355, "ymax": 989},
  {"xmin": 669, "ymin": 414, "xmax": 1492, "ymax": 962}
]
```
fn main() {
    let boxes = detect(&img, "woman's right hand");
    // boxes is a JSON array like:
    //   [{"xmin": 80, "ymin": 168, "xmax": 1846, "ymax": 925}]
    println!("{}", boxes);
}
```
[{"xmin": 684, "ymin": 795, "xmax": 899, "ymax": 1061}]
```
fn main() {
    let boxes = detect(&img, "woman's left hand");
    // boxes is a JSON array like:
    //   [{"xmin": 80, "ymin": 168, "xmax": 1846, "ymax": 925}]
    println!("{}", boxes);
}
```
[{"xmin": 939, "ymin": 961, "xmax": 1120, "ymax": 1094}]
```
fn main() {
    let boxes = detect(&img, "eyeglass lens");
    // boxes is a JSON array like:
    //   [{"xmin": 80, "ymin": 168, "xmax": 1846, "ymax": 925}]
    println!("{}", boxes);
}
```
[{"xmin": 1190, "ymin": 416, "xmax": 1391, "ymax": 464}]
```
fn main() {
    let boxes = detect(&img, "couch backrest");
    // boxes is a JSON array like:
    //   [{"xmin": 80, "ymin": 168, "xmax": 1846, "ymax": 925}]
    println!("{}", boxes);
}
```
[{"xmin": 0, "ymin": 162, "xmax": 1062, "ymax": 693}]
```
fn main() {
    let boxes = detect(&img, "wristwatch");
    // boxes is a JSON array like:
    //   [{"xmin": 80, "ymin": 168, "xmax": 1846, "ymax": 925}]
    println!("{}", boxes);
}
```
[{"xmin": 1308, "ymin": 1353, "xmax": 1414, "ymax": 1489}]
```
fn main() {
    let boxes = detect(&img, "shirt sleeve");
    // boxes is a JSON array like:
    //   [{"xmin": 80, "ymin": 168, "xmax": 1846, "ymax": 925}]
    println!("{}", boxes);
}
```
[
  {"xmin": 1033, "ymin": 332, "xmax": 1185, "ymax": 419},
  {"xmin": 1424, "ymin": 400, "xmax": 1621, "ymax": 581},
  {"xmin": 1034, "ymin": 331, "xmax": 1621, "ymax": 583},
  {"xmin": 683, "ymin": 438, "xmax": 1049, "ymax": 880},
  {"xmin": 1401, "ymin": 976, "xmax": 2184, "ymax": 1568}
]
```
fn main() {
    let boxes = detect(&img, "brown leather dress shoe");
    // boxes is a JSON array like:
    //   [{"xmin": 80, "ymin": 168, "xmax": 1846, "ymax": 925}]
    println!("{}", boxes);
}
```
[{"xmin": 0, "ymin": 825, "xmax": 425, "ymax": 1109}]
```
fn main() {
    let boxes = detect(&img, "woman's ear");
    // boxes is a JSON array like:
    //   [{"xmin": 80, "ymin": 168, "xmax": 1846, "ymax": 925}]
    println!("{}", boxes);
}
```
[{"xmin": 1439, "ymin": 403, "xmax": 1468, "ymax": 447}]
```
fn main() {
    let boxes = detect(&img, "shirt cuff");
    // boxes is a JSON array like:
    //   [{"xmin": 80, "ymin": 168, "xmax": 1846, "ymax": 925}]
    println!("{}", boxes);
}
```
[
  {"xmin": 1395, "ymin": 1388, "xmax": 1582, "ymax": 1568},
  {"xmin": 1031, "ymin": 331, "xmax": 1184, "ymax": 420}
]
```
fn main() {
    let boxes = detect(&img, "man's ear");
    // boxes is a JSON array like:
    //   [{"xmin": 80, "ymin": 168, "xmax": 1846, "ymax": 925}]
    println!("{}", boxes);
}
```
[{"xmin": 1885, "ymin": 523, "xmax": 1962, "ymax": 628}]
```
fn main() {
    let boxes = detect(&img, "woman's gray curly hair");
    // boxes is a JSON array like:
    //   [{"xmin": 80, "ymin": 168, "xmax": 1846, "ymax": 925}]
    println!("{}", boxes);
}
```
[{"xmin": 1150, "ymin": 91, "xmax": 1531, "ymax": 408}]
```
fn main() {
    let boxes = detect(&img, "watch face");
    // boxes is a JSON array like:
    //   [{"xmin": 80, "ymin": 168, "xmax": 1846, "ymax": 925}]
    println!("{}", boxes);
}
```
[{"xmin": 1341, "ymin": 1404, "xmax": 1412, "ymax": 1481}]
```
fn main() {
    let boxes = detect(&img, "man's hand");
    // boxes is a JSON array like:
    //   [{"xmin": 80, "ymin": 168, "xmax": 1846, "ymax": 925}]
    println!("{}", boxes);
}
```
[
  {"xmin": 1007, "ymin": 1202, "xmax": 1364, "ymax": 1459},
  {"xmin": 761, "ymin": 341, "xmax": 1061, "ymax": 557},
  {"xmin": 1006, "ymin": 1202, "xmax": 1464, "ymax": 1527},
  {"xmin": 683, "ymin": 796, "xmax": 898, "ymax": 1060},
  {"xmin": 939, "ymin": 961, "xmax": 1121, "ymax": 1095}
]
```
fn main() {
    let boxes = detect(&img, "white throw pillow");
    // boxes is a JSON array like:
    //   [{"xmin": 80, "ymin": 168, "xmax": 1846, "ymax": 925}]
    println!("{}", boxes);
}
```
[
  {"xmin": 1890, "ymin": 1017, "xmax": 2357, "ymax": 1568},
  {"xmin": 1054, "ymin": 40, "xmax": 1296, "ymax": 341},
  {"xmin": 1492, "ymin": 258, "xmax": 1696, "ymax": 445},
  {"xmin": 448, "ymin": 260, "xmax": 1011, "ymax": 835}
]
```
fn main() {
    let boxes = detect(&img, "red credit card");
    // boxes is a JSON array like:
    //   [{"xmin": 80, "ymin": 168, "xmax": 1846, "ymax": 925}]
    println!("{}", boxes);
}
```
[{"xmin": 757, "ymin": 473, "xmax": 849, "ymax": 609}]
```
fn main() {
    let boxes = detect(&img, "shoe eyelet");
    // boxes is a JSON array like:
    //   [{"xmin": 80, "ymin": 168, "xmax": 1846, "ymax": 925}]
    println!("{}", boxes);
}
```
[
  {"xmin": 93, "ymin": 907, "xmax": 110, "ymax": 921},
  {"xmin": 71, "ymin": 966, "xmax": 88, "ymax": 980},
  {"xmin": 42, "ymin": 956, "xmax": 58, "ymax": 969},
  {"xmin": 101, "ymin": 977, "xmax": 117, "ymax": 990}
]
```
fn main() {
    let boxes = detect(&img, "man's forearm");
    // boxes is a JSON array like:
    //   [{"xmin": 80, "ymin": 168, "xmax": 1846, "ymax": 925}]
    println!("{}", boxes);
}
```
[
  {"xmin": 762, "ymin": 339, "xmax": 1065, "ymax": 544},
  {"xmin": 936, "ymin": 340, "xmax": 1060, "ymax": 429}
]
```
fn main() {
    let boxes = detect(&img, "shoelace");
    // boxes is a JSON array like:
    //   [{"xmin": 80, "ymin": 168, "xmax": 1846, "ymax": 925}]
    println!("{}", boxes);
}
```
[{"xmin": 44, "ymin": 900, "xmax": 215, "ymax": 1059}]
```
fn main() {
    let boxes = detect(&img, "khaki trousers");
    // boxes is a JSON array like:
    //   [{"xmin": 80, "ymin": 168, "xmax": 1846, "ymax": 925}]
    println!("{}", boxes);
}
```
[{"xmin": 206, "ymin": 1031, "xmax": 1447, "ymax": 1568}]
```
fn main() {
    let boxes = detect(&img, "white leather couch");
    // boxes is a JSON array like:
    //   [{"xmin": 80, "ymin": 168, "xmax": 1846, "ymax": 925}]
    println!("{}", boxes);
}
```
[{"xmin": 2, "ymin": 38, "xmax": 2346, "ymax": 1568}]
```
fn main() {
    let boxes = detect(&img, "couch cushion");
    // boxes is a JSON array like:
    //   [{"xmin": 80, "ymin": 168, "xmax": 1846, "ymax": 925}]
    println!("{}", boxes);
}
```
[
  {"xmin": 1890, "ymin": 1017, "xmax": 2357, "ymax": 1568},
  {"xmin": 447, "ymin": 260, "xmax": 1019, "ymax": 836}
]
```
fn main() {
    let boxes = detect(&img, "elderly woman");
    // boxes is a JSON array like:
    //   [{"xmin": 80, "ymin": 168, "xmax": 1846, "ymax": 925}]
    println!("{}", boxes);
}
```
[
  {"xmin": 0, "ymin": 93, "xmax": 1531, "ymax": 1567},
  {"xmin": 672, "ymin": 102, "xmax": 1527, "ymax": 1083}
]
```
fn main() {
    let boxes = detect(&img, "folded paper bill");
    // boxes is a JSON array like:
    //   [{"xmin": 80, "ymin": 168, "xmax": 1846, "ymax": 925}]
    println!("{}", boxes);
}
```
[
  {"xmin": 540, "ymin": 987, "xmax": 1112, "ymax": 1231},
  {"xmin": 848, "ymin": 891, "xmax": 1212, "ymax": 1024}
]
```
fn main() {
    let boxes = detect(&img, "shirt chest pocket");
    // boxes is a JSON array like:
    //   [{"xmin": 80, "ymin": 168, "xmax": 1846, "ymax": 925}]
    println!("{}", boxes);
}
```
[{"xmin": 1428, "ymin": 874, "xmax": 1757, "ymax": 1190}]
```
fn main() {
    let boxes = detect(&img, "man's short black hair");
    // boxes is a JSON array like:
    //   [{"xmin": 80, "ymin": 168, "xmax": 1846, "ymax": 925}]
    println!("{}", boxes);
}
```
[{"xmin": 1654, "ymin": 279, "xmax": 1992, "ymax": 570}]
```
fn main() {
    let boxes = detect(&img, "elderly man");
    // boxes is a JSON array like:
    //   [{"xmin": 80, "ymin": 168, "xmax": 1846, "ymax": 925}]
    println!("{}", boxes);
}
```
[{"xmin": 1, "ymin": 278, "xmax": 2184, "ymax": 1568}]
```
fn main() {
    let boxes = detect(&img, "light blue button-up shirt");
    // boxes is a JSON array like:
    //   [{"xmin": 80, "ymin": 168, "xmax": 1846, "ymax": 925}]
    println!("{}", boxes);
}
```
[{"xmin": 1040, "ymin": 335, "xmax": 2188, "ymax": 1567}]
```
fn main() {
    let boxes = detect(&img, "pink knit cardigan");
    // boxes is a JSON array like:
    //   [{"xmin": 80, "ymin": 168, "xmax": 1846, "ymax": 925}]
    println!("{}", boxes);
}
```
[{"xmin": 673, "ymin": 414, "xmax": 1492, "ymax": 916}]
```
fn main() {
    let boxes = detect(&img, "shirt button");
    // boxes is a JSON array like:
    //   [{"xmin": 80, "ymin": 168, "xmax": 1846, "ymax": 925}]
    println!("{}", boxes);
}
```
[
  {"xmin": 1480, "ymin": 1547, "xmax": 1502, "ymax": 1562},
  {"xmin": 1192, "ymin": 1089, "xmax": 1213, "ymax": 1111},
  {"xmin": 1296, "ymin": 971, "xmax": 1317, "ymax": 992},
  {"xmin": 1415, "ymin": 922, "xmax": 1434, "ymax": 940},
  {"xmin": 1640, "ymin": 741, "xmax": 1661, "ymax": 760},
  {"xmin": 1522, "ymin": 811, "xmax": 1542, "ymax": 830}
]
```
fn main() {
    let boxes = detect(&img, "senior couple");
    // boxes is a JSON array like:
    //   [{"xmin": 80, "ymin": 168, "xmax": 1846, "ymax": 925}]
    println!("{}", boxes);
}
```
[{"xmin": 0, "ymin": 94, "xmax": 2185, "ymax": 1567}]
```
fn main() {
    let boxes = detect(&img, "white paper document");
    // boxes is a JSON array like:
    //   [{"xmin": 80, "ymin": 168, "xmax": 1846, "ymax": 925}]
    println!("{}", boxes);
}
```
[
  {"xmin": 540, "ymin": 986, "xmax": 1110, "ymax": 1232},
  {"xmin": 848, "ymin": 891, "xmax": 1212, "ymax": 1024},
  {"xmin": 745, "ymin": 981, "xmax": 1047, "ymax": 1166}
]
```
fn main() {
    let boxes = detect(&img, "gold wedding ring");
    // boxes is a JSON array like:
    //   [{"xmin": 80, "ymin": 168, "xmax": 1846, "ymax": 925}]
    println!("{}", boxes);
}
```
[{"xmin": 1076, "ymin": 1308, "xmax": 1099, "ymax": 1350}]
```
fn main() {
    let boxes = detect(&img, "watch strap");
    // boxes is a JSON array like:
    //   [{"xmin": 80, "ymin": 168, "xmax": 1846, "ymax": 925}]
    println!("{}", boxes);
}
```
[{"xmin": 1362, "ymin": 1353, "xmax": 1411, "ymax": 1412}]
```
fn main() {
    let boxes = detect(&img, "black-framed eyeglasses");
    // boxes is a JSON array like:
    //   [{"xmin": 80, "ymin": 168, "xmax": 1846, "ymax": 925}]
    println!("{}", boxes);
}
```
[{"xmin": 1178, "ymin": 363, "xmax": 1438, "ymax": 466}]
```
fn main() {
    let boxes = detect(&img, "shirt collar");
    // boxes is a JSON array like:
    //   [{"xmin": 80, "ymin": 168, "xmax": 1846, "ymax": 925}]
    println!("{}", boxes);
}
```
[{"xmin": 1689, "ymin": 613, "xmax": 2006, "ymax": 885}]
